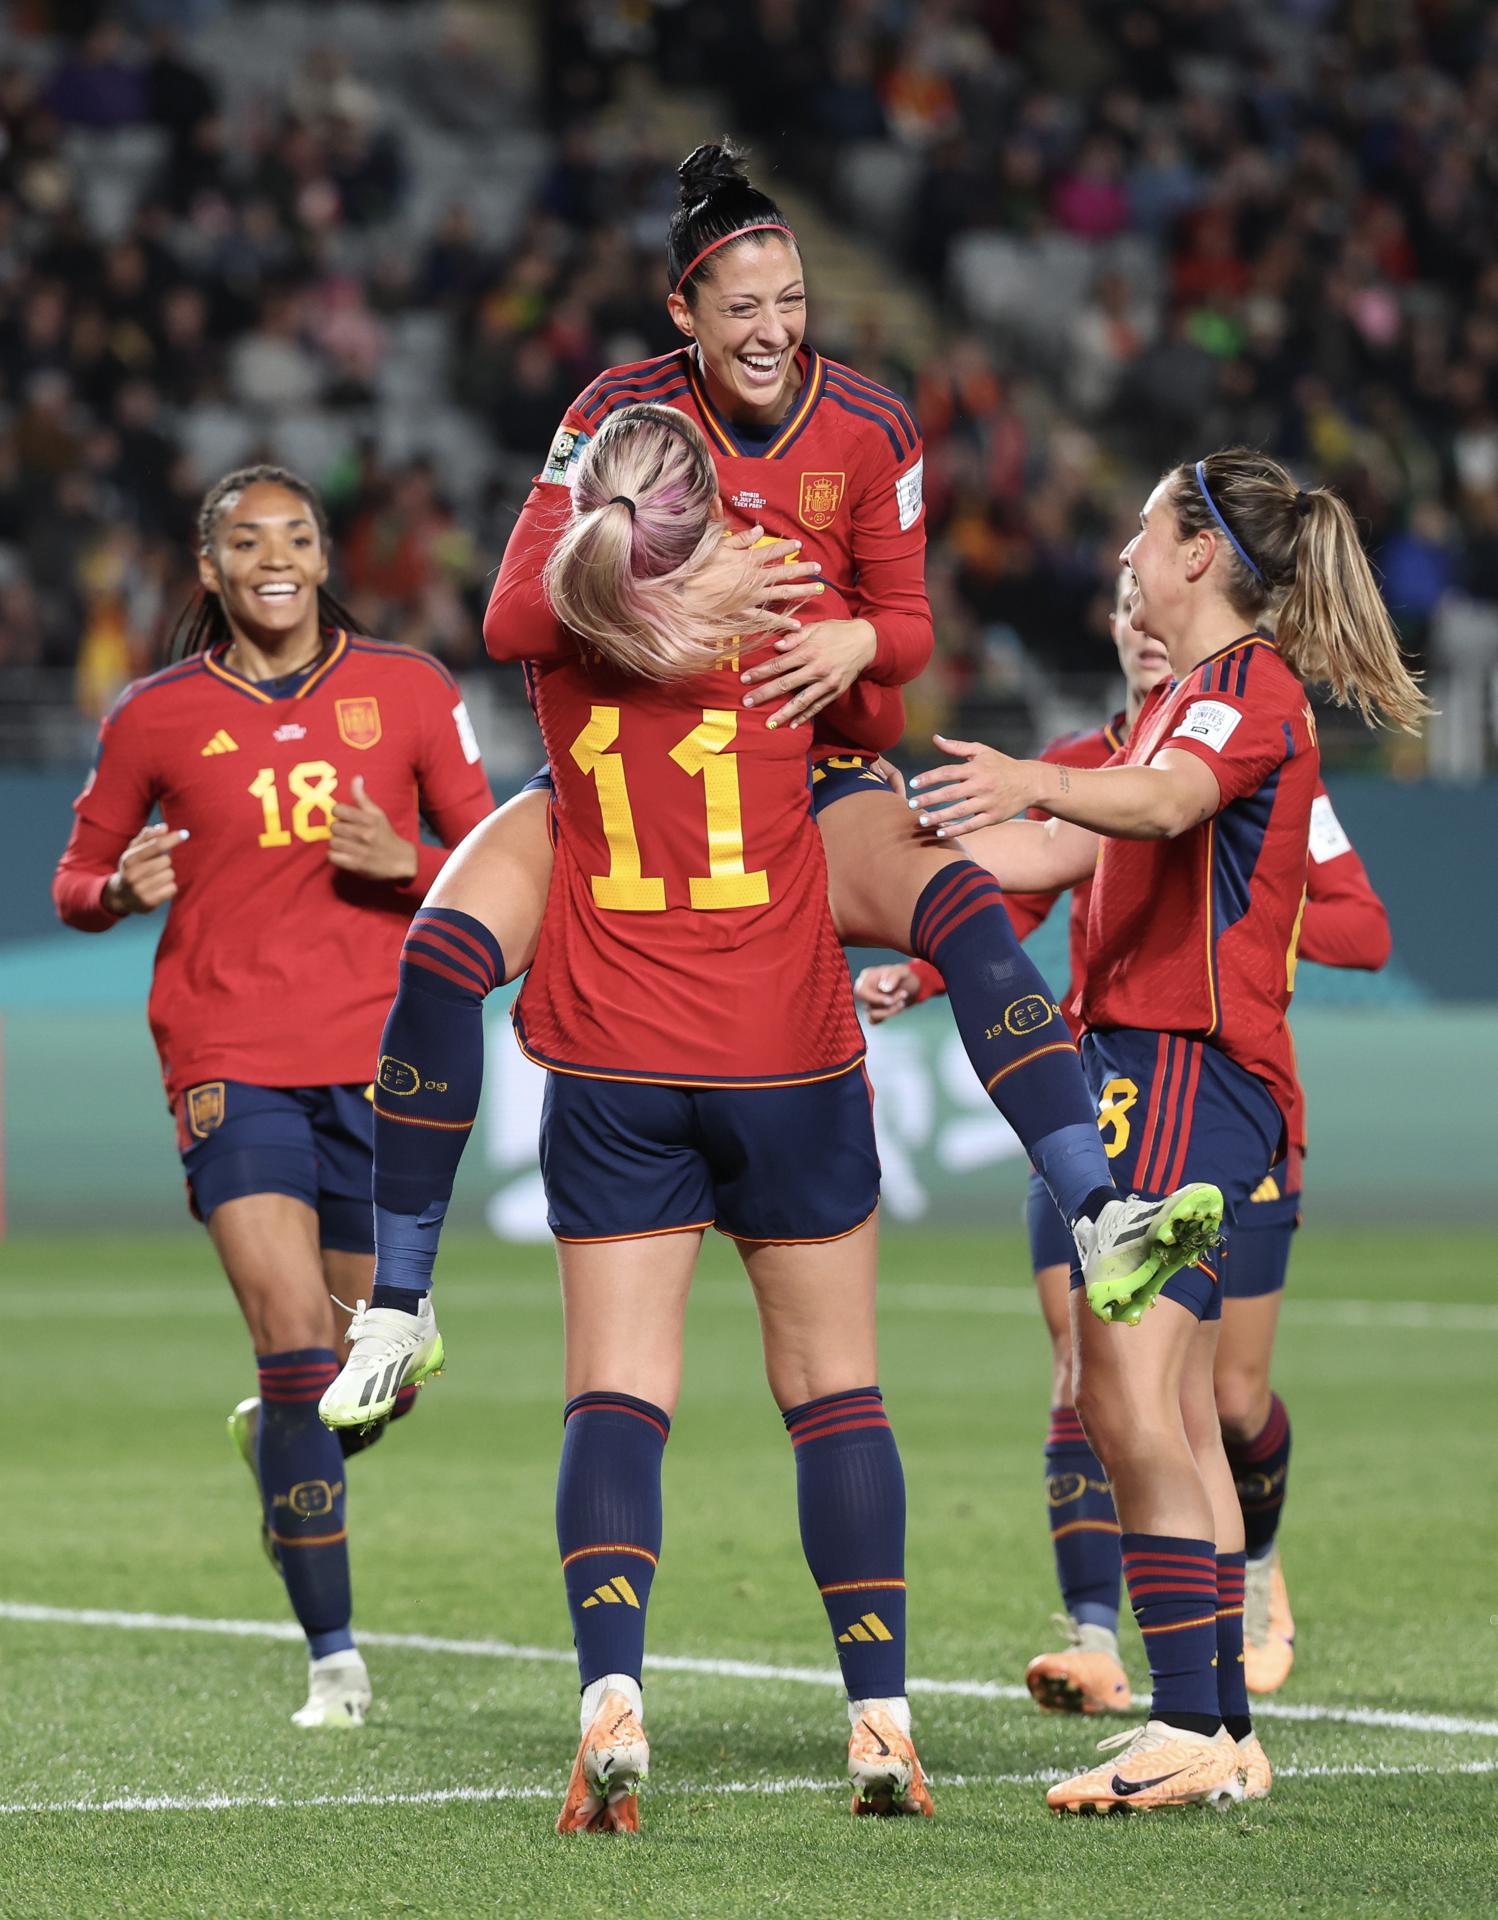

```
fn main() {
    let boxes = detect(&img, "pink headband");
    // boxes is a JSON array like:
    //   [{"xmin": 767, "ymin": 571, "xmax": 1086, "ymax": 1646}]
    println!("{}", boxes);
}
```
[{"xmin": 673, "ymin": 222, "xmax": 797, "ymax": 296}]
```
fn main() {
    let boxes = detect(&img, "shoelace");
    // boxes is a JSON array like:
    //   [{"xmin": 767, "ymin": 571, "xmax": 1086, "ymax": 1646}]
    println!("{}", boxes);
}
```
[
  {"xmin": 1093, "ymin": 1723, "xmax": 1162, "ymax": 1760},
  {"xmin": 1050, "ymin": 1610, "xmax": 1082, "ymax": 1649},
  {"xmin": 331, "ymin": 1295, "xmax": 413, "ymax": 1358}
]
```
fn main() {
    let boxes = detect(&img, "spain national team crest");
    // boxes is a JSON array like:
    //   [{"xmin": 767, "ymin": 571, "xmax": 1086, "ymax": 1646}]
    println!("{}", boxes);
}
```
[
  {"xmin": 335, "ymin": 696, "xmax": 382, "ymax": 751},
  {"xmin": 186, "ymin": 1081, "xmax": 225, "ymax": 1139},
  {"xmin": 798, "ymin": 470, "xmax": 845, "ymax": 530}
]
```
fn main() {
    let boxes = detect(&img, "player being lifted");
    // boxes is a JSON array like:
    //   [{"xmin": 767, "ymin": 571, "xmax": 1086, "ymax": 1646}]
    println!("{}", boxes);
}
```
[
  {"xmin": 906, "ymin": 449, "xmax": 1426, "ymax": 1813},
  {"xmin": 319, "ymin": 139, "xmax": 1218, "ymax": 1429},
  {"xmin": 52, "ymin": 467, "xmax": 493, "ymax": 1728},
  {"xmin": 499, "ymin": 401, "xmax": 930, "ymax": 1829},
  {"xmin": 858, "ymin": 570, "xmax": 1391, "ymax": 1717}
]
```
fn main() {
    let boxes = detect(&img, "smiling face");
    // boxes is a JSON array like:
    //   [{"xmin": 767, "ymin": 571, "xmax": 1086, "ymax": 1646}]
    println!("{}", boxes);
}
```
[
  {"xmin": 198, "ymin": 480, "xmax": 329, "ymax": 650},
  {"xmin": 667, "ymin": 235, "xmax": 807, "ymax": 422},
  {"xmin": 1117, "ymin": 475, "xmax": 1206, "ymax": 653}
]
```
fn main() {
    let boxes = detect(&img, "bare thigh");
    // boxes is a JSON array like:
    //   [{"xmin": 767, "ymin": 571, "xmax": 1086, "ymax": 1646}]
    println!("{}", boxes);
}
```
[
  {"xmin": 209, "ymin": 1194, "xmax": 338, "ymax": 1355},
  {"xmin": 556, "ymin": 1232, "xmax": 702, "ymax": 1416},
  {"xmin": 817, "ymin": 786, "xmax": 963, "ymax": 950},
  {"xmin": 425, "ymin": 786, "xmax": 554, "ymax": 981},
  {"xmin": 736, "ymin": 1215, "xmax": 880, "ymax": 1410}
]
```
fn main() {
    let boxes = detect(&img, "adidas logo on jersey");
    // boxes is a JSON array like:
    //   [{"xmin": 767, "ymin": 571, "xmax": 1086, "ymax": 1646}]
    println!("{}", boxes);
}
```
[
  {"xmin": 838, "ymin": 1612, "xmax": 894, "ymax": 1645},
  {"xmin": 580, "ymin": 1576, "xmax": 641, "ymax": 1610},
  {"xmin": 201, "ymin": 730, "xmax": 239, "ymax": 755}
]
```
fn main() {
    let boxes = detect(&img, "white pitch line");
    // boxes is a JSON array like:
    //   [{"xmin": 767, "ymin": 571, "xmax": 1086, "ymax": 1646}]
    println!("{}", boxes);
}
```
[
  {"xmin": 4, "ymin": 1601, "xmax": 1495, "ymax": 1741},
  {"xmin": 4, "ymin": 1760, "xmax": 1494, "ymax": 1819},
  {"xmin": 17, "ymin": 1279, "xmax": 1497, "ymax": 1333}
]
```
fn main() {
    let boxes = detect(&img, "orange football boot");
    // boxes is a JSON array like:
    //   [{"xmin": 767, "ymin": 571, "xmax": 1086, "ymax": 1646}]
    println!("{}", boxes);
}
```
[
  {"xmin": 1244, "ymin": 1549, "xmax": 1295, "ymax": 1695},
  {"xmin": 1026, "ymin": 1618, "xmax": 1132, "ymax": 1715},
  {"xmin": 1237, "ymin": 1731, "xmax": 1272, "ymax": 1800},
  {"xmin": 847, "ymin": 1705, "xmax": 935, "ymax": 1817},
  {"xmin": 1045, "ymin": 1720, "xmax": 1244, "ymax": 1815},
  {"xmin": 556, "ymin": 1690, "xmax": 649, "ymax": 1834}
]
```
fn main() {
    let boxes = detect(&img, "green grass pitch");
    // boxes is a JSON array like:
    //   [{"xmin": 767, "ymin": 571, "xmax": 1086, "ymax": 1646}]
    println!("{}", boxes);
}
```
[{"xmin": 3, "ymin": 1226, "xmax": 1495, "ymax": 1918}]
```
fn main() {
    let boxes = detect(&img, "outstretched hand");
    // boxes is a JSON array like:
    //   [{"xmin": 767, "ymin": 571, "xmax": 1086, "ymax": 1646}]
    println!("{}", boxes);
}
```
[{"xmin": 907, "ymin": 735, "xmax": 1039, "ymax": 835}]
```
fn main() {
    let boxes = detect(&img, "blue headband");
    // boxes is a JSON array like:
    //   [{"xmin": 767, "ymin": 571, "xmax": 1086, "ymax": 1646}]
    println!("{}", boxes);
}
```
[{"xmin": 1195, "ymin": 460, "xmax": 1263, "ymax": 581}]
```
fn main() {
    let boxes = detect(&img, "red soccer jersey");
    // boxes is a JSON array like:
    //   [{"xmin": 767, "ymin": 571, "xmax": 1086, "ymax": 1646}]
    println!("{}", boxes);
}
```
[
  {"xmin": 491, "ymin": 614, "xmax": 864, "ymax": 1087},
  {"xmin": 52, "ymin": 630, "xmax": 494, "ymax": 1099},
  {"xmin": 483, "ymin": 345, "xmax": 931, "ymax": 754},
  {"xmin": 1080, "ymin": 634, "xmax": 1320, "ymax": 1141}
]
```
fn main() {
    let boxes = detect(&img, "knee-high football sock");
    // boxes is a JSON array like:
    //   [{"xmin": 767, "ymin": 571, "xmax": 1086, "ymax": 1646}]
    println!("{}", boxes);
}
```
[
  {"xmin": 1121, "ymin": 1533, "xmax": 1221, "ymax": 1732},
  {"xmin": 1044, "ymin": 1407, "xmax": 1121, "ymax": 1632},
  {"xmin": 556, "ymin": 1392, "xmax": 668, "ymax": 1689},
  {"xmin": 1216, "ymin": 1550, "xmax": 1252, "ymax": 1740},
  {"xmin": 1225, "ymin": 1394, "xmax": 1292, "ymax": 1560},
  {"xmin": 909, "ymin": 864, "xmax": 1113, "ymax": 1227},
  {"xmin": 257, "ymin": 1351, "xmax": 354, "ymax": 1658},
  {"xmin": 784, "ymin": 1388, "xmax": 907, "ymax": 1703},
  {"xmin": 370, "ymin": 908, "xmax": 504, "ymax": 1313}
]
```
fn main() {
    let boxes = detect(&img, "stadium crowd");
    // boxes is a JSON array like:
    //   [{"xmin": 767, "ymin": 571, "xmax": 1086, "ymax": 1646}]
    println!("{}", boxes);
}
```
[{"xmin": 4, "ymin": 0, "xmax": 1498, "ymax": 763}]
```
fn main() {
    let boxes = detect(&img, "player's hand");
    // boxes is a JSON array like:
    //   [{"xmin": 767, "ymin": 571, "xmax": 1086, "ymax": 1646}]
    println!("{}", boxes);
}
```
[
  {"xmin": 872, "ymin": 755, "xmax": 906, "ymax": 800},
  {"xmin": 328, "ymin": 775, "xmax": 419, "ymax": 882},
  {"xmin": 740, "ymin": 617, "xmax": 877, "ymax": 729},
  {"xmin": 104, "ymin": 823, "xmax": 190, "ymax": 915},
  {"xmin": 691, "ymin": 524, "xmax": 822, "ymax": 638},
  {"xmin": 853, "ymin": 963, "xmax": 922, "ymax": 1024},
  {"xmin": 908, "ymin": 735, "xmax": 1038, "ymax": 835}
]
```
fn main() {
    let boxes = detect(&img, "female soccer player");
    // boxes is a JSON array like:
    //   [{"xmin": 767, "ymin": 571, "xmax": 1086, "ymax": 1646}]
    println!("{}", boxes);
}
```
[
  {"xmin": 858, "ymin": 575, "xmax": 1391, "ymax": 1716},
  {"xmin": 52, "ymin": 466, "xmax": 493, "ymax": 1728},
  {"xmin": 320, "ymin": 142, "xmax": 1212, "ymax": 1426},
  {"xmin": 906, "ymin": 449, "xmax": 1425, "ymax": 1812},
  {"xmin": 493, "ymin": 401, "xmax": 931, "ymax": 1831}
]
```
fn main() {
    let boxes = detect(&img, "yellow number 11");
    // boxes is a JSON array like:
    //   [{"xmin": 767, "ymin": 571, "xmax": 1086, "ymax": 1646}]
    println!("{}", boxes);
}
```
[{"xmin": 570, "ymin": 705, "xmax": 770, "ymax": 912}]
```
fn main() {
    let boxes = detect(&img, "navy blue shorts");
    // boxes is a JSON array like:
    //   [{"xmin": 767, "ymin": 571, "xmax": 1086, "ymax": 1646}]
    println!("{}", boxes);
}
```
[
  {"xmin": 1225, "ymin": 1163, "xmax": 1301, "ymax": 1299},
  {"xmin": 1025, "ymin": 1167, "xmax": 1075, "ymax": 1272},
  {"xmin": 177, "ymin": 1080, "xmax": 375, "ymax": 1253},
  {"xmin": 1076, "ymin": 1030, "xmax": 1281, "ymax": 1322},
  {"xmin": 520, "ymin": 765, "xmax": 553, "ymax": 797},
  {"xmin": 539, "ymin": 1067, "xmax": 880, "ymax": 1243},
  {"xmin": 809, "ymin": 752, "xmax": 894, "ymax": 816}
]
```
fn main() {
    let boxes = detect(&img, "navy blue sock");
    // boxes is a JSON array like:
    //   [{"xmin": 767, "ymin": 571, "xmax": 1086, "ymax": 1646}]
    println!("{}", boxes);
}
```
[
  {"xmin": 1121, "ymin": 1534, "xmax": 1222, "ymax": 1732},
  {"xmin": 1045, "ymin": 1407, "xmax": 1121, "ymax": 1631},
  {"xmin": 783, "ymin": 1388, "xmax": 906, "ymax": 1700},
  {"xmin": 909, "ymin": 863, "xmax": 1112, "ymax": 1225},
  {"xmin": 256, "ymin": 1351, "xmax": 353, "ymax": 1659},
  {"xmin": 1216, "ymin": 1552, "xmax": 1252, "ymax": 1740},
  {"xmin": 1225, "ymin": 1394, "xmax": 1292, "ymax": 1560},
  {"xmin": 556, "ymin": 1392, "xmax": 669, "ymax": 1688},
  {"xmin": 372, "ymin": 908, "xmax": 504, "ymax": 1307}
]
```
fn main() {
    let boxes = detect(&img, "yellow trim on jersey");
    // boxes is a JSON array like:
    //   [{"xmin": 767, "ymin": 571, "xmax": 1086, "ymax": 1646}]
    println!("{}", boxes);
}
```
[
  {"xmin": 201, "ymin": 628, "xmax": 348, "ymax": 702},
  {"xmin": 684, "ymin": 351, "xmax": 823, "ymax": 460},
  {"xmin": 295, "ymin": 628, "xmax": 348, "ymax": 698}
]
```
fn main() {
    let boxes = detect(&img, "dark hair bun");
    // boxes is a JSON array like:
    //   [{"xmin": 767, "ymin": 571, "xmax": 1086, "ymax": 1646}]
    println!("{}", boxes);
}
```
[{"xmin": 678, "ymin": 140, "xmax": 751, "ymax": 207}]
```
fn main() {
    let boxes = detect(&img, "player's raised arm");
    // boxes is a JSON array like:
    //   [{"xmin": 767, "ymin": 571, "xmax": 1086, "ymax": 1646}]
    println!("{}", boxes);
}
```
[
  {"xmin": 52, "ymin": 694, "xmax": 173, "ymax": 931},
  {"xmin": 1297, "ymin": 784, "xmax": 1392, "ymax": 970}
]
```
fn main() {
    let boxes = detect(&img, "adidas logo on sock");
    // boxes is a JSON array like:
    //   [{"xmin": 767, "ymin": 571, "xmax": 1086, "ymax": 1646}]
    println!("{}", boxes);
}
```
[
  {"xmin": 581, "ymin": 1576, "xmax": 641, "ymax": 1610},
  {"xmin": 201, "ymin": 729, "xmax": 239, "ymax": 755},
  {"xmin": 838, "ymin": 1611, "xmax": 894, "ymax": 1645}
]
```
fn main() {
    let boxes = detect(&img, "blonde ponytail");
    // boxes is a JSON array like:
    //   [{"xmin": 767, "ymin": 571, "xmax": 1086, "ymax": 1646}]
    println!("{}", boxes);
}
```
[
  {"xmin": 544, "ymin": 404, "xmax": 773, "ymax": 681},
  {"xmin": 1170, "ymin": 448, "xmax": 1430, "ymax": 732}
]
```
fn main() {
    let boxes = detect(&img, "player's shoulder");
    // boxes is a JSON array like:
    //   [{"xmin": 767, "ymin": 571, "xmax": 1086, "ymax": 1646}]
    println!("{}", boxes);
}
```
[
  {"xmin": 342, "ymin": 633, "xmax": 461, "ymax": 695},
  {"xmin": 102, "ymin": 653, "xmax": 210, "ymax": 730},
  {"xmin": 1190, "ymin": 634, "xmax": 1299, "ymax": 706},
  {"xmin": 1036, "ymin": 712, "xmax": 1126, "ymax": 768},
  {"xmin": 570, "ymin": 349, "xmax": 693, "ymax": 432},
  {"xmin": 816, "ymin": 352, "xmax": 921, "ymax": 464}
]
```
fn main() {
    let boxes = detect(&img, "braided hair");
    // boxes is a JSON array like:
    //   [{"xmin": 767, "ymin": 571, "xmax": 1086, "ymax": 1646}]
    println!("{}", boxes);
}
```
[{"xmin": 166, "ymin": 464, "xmax": 359, "ymax": 663}]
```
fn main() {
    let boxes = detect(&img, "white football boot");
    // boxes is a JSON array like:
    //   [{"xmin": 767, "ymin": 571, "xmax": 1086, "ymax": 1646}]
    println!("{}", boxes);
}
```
[
  {"xmin": 1075, "ymin": 1185, "xmax": 1224, "ymax": 1324},
  {"xmin": 292, "ymin": 1649, "xmax": 372, "ymax": 1729},
  {"xmin": 318, "ymin": 1295, "xmax": 444, "ymax": 1430}
]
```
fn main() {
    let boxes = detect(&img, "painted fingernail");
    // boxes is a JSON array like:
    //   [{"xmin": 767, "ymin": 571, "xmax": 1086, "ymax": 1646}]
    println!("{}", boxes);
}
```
[
  {"xmin": 766, "ymin": 719, "xmax": 777, "ymax": 730},
  {"xmin": 743, "ymin": 695, "xmax": 754, "ymax": 706},
  {"xmin": 815, "ymin": 583, "xmax": 826, "ymax": 593},
  {"xmin": 936, "ymin": 828, "xmax": 947, "ymax": 838},
  {"xmin": 178, "ymin": 829, "xmax": 191, "ymax": 842},
  {"xmin": 810, "ymin": 561, "xmax": 821, "ymax": 572},
  {"xmin": 918, "ymin": 814, "xmax": 931, "ymax": 826}
]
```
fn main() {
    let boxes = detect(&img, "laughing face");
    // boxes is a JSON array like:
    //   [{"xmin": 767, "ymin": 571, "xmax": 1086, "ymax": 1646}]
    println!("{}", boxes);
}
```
[
  {"xmin": 199, "ymin": 480, "xmax": 329, "ymax": 649},
  {"xmin": 1109, "ymin": 571, "xmax": 1172, "ymax": 701},
  {"xmin": 668, "ymin": 234, "xmax": 807, "ymax": 424}
]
